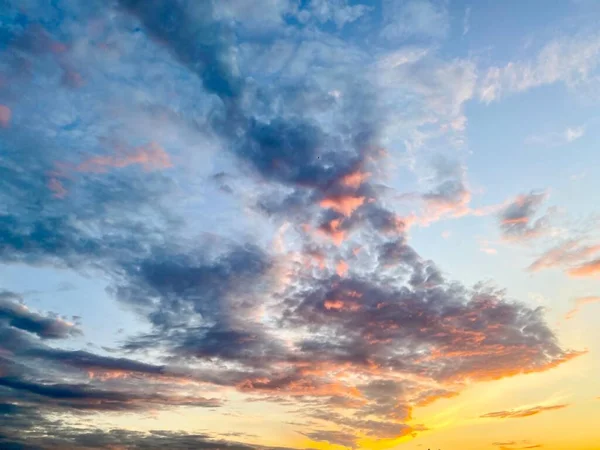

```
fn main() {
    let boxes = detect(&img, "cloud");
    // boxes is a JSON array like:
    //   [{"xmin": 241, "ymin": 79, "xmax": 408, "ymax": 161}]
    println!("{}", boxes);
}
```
[
  {"xmin": 463, "ymin": 7, "xmax": 471, "ymax": 36},
  {"xmin": 0, "ymin": 105, "xmax": 11, "ymax": 128},
  {"xmin": 0, "ymin": 291, "xmax": 80, "ymax": 339},
  {"xmin": 298, "ymin": 0, "xmax": 372, "ymax": 29},
  {"xmin": 565, "ymin": 296, "xmax": 600, "ymax": 319},
  {"xmin": 0, "ymin": 1, "xmax": 584, "ymax": 447},
  {"xmin": 498, "ymin": 192, "xmax": 552, "ymax": 242},
  {"xmin": 320, "ymin": 195, "xmax": 366, "ymax": 217},
  {"xmin": 567, "ymin": 259, "xmax": 600, "ymax": 278},
  {"xmin": 493, "ymin": 442, "xmax": 543, "ymax": 450},
  {"xmin": 381, "ymin": 0, "xmax": 449, "ymax": 41},
  {"xmin": 480, "ymin": 33, "xmax": 600, "ymax": 102},
  {"xmin": 481, "ymin": 404, "xmax": 569, "ymax": 419},
  {"xmin": 525, "ymin": 126, "xmax": 585, "ymax": 147},
  {"xmin": 421, "ymin": 156, "xmax": 472, "ymax": 222},
  {"xmin": 0, "ymin": 423, "xmax": 292, "ymax": 450},
  {"xmin": 528, "ymin": 239, "xmax": 600, "ymax": 272}
]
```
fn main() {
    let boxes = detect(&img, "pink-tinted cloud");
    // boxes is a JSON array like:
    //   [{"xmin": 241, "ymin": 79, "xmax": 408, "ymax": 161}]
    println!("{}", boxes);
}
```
[
  {"xmin": 499, "ymin": 191, "xmax": 551, "ymax": 242},
  {"xmin": 528, "ymin": 240, "xmax": 600, "ymax": 272},
  {"xmin": 0, "ymin": 104, "xmax": 11, "ymax": 128},
  {"xmin": 317, "ymin": 218, "xmax": 347, "ymax": 246},
  {"xmin": 336, "ymin": 260, "xmax": 349, "ymax": 277},
  {"xmin": 340, "ymin": 170, "xmax": 371, "ymax": 189},
  {"xmin": 320, "ymin": 195, "xmax": 366, "ymax": 217},
  {"xmin": 568, "ymin": 259, "xmax": 600, "ymax": 278},
  {"xmin": 565, "ymin": 296, "xmax": 600, "ymax": 319},
  {"xmin": 47, "ymin": 177, "xmax": 68, "ymax": 199},
  {"xmin": 47, "ymin": 143, "xmax": 172, "ymax": 198},
  {"xmin": 74, "ymin": 142, "xmax": 172, "ymax": 173}
]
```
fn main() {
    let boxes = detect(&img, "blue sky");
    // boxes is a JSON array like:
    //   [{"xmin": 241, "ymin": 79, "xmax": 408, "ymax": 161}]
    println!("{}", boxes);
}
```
[{"xmin": 1, "ymin": 1, "xmax": 600, "ymax": 449}]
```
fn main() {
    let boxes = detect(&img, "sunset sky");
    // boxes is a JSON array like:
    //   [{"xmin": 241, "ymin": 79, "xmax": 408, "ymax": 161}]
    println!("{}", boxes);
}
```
[{"xmin": 1, "ymin": 1, "xmax": 600, "ymax": 449}]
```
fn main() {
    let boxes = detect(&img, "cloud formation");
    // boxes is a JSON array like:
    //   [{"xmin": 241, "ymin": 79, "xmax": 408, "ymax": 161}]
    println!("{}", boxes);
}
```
[
  {"xmin": 525, "ymin": 126, "xmax": 585, "ymax": 147},
  {"xmin": 565, "ymin": 296, "xmax": 600, "ymax": 319},
  {"xmin": 499, "ymin": 192, "xmax": 552, "ymax": 242},
  {"xmin": 480, "ymin": 33, "xmax": 600, "ymax": 102},
  {"xmin": 528, "ymin": 239, "xmax": 600, "ymax": 273},
  {"xmin": 0, "ymin": 0, "xmax": 586, "ymax": 448}
]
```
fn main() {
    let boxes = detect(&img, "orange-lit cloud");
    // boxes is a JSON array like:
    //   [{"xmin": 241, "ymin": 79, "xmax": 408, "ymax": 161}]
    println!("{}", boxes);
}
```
[
  {"xmin": 568, "ymin": 259, "xmax": 600, "ymax": 278},
  {"xmin": 498, "ymin": 191, "xmax": 550, "ymax": 242},
  {"xmin": 528, "ymin": 240, "xmax": 600, "ymax": 272},
  {"xmin": 324, "ymin": 299, "xmax": 361, "ymax": 312},
  {"xmin": 340, "ymin": 170, "xmax": 371, "ymax": 189},
  {"xmin": 336, "ymin": 260, "xmax": 349, "ymax": 277},
  {"xmin": 318, "ymin": 218, "xmax": 347, "ymax": 245},
  {"xmin": 46, "ymin": 142, "xmax": 172, "ymax": 198},
  {"xmin": 565, "ymin": 296, "xmax": 600, "ymax": 319},
  {"xmin": 481, "ymin": 404, "xmax": 568, "ymax": 419},
  {"xmin": 320, "ymin": 195, "xmax": 365, "ymax": 217}
]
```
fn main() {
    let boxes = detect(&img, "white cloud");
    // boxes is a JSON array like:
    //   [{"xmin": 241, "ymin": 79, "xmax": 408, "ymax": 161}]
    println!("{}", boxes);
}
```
[
  {"xmin": 479, "ymin": 34, "xmax": 600, "ymax": 103},
  {"xmin": 380, "ymin": 0, "xmax": 449, "ymax": 41},
  {"xmin": 463, "ymin": 7, "xmax": 471, "ymax": 36},
  {"xmin": 525, "ymin": 125, "xmax": 586, "ymax": 147}
]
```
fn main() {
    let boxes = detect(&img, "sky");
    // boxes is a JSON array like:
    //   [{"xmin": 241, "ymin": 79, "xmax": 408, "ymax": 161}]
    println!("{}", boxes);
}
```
[{"xmin": 0, "ymin": 0, "xmax": 600, "ymax": 449}]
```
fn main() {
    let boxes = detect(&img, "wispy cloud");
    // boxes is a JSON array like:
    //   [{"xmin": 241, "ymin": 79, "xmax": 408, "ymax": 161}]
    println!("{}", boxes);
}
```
[
  {"xmin": 565, "ymin": 296, "xmax": 600, "ymax": 319},
  {"xmin": 525, "ymin": 125, "xmax": 586, "ymax": 147},
  {"xmin": 568, "ymin": 259, "xmax": 600, "ymax": 278},
  {"xmin": 481, "ymin": 404, "xmax": 569, "ymax": 419},
  {"xmin": 479, "ymin": 33, "xmax": 600, "ymax": 102},
  {"xmin": 528, "ymin": 239, "xmax": 600, "ymax": 272}
]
